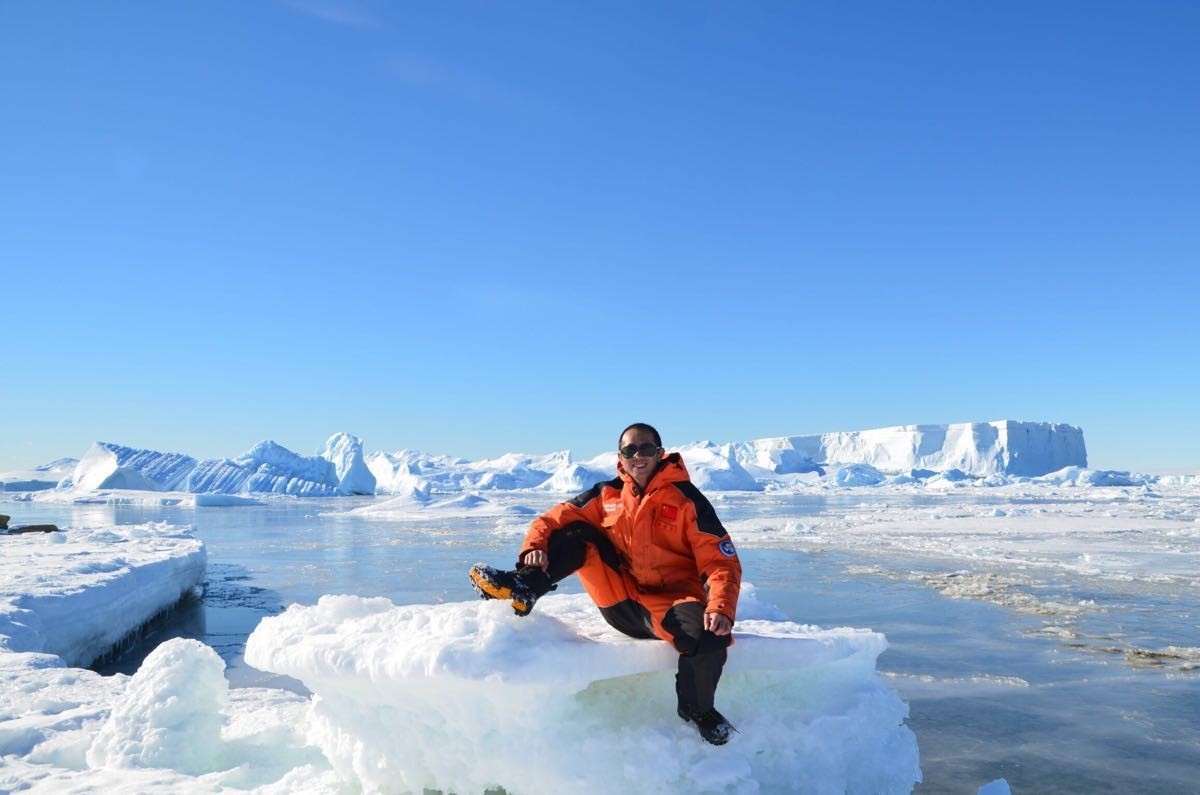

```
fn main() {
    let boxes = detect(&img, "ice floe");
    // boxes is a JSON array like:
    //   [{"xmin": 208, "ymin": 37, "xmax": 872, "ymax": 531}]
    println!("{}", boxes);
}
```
[
  {"xmin": 0, "ymin": 522, "xmax": 205, "ymax": 665},
  {"xmin": 244, "ymin": 592, "xmax": 922, "ymax": 794}
]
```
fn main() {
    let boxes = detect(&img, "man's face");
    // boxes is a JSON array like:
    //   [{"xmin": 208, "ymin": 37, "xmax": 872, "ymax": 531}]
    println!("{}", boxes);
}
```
[{"xmin": 618, "ymin": 428, "xmax": 664, "ymax": 489}]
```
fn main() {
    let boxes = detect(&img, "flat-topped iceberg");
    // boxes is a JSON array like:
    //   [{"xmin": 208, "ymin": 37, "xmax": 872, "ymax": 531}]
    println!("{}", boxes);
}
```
[
  {"xmin": 244, "ymin": 592, "xmax": 922, "ymax": 794},
  {"xmin": 746, "ymin": 421, "xmax": 1086, "ymax": 478}
]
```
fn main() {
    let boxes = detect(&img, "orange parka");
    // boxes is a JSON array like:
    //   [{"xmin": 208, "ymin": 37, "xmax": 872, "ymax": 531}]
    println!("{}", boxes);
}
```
[{"xmin": 520, "ymin": 453, "xmax": 742, "ymax": 620}]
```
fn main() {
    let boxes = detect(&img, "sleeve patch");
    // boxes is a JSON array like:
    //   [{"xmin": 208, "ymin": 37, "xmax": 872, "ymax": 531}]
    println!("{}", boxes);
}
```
[
  {"xmin": 660, "ymin": 504, "xmax": 678, "ymax": 520},
  {"xmin": 718, "ymin": 539, "xmax": 737, "ymax": 557}
]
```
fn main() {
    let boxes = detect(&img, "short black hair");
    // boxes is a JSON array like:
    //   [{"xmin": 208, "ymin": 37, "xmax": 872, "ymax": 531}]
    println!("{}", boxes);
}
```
[{"xmin": 619, "ymin": 422, "xmax": 662, "ymax": 448}]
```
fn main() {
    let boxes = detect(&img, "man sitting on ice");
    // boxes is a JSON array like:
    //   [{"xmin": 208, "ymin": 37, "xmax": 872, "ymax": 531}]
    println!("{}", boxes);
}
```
[{"xmin": 470, "ymin": 422, "xmax": 742, "ymax": 745}]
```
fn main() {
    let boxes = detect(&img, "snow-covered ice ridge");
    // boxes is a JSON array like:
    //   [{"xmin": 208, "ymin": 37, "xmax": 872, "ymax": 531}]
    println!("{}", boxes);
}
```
[
  {"xmin": 5, "ymin": 420, "xmax": 1094, "ymax": 497},
  {"xmin": 49, "ymin": 432, "xmax": 377, "ymax": 497}
]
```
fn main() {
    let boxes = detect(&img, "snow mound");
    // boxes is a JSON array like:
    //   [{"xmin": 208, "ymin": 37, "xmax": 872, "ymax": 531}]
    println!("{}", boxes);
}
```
[
  {"xmin": 0, "ymin": 637, "xmax": 334, "ymax": 791},
  {"xmin": 676, "ymin": 442, "xmax": 763, "ymax": 491},
  {"xmin": 833, "ymin": 463, "xmax": 888, "ymax": 487},
  {"xmin": 86, "ymin": 639, "xmax": 228, "ymax": 775},
  {"xmin": 245, "ymin": 593, "xmax": 921, "ymax": 794},
  {"xmin": 1034, "ymin": 466, "xmax": 1144, "ymax": 487}
]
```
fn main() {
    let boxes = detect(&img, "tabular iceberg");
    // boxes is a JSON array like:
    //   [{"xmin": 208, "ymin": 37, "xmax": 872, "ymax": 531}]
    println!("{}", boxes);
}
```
[{"xmin": 744, "ymin": 420, "xmax": 1085, "ymax": 478}]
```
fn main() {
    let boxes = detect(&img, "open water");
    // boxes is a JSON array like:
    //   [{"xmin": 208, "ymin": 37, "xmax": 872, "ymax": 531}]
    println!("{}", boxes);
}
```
[{"xmin": 8, "ymin": 495, "xmax": 1200, "ymax": 794}]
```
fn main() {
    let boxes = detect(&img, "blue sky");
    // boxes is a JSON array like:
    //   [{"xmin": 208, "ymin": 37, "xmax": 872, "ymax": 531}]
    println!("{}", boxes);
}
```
[{"xmin": 2, "ymin": 1, "xmax": 1197, "ymax": 471}]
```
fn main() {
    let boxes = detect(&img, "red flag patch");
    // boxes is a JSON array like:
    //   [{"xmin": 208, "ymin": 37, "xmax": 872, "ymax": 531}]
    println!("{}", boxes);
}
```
[{"xmin": 660, "ymin": 505, "xmax": 678, "ymax": 521}]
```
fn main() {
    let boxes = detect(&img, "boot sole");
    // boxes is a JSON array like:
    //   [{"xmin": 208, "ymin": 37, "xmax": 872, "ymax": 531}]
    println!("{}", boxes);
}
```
[{"xmin": 469, "ymin": 567, "xmax": 533, "ymax": 615}]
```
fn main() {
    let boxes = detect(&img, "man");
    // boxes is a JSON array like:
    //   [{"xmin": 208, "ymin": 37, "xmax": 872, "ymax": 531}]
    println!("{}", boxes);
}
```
[{"xmin": 469, "ymin": 422, "xmax": 742, "ymax": 745}]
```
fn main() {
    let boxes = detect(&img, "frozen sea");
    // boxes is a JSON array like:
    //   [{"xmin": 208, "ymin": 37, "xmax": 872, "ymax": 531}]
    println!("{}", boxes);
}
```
[{"xmin": 5, "ymin": 481, "xmax": 1200, "ymax": 793}]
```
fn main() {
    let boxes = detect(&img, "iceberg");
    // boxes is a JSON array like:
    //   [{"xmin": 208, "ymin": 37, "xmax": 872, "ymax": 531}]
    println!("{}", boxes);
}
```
[
  {"xmin": 54, "ymin": 434, "xmax": 376, "ymax": 497},
  {"xmin": 244, "ymin": 592, "xmax": 922, "ymax": 794},
  {"xmin": 69, "ymin": 443, "xmax": 198, "ymax": 492},
  {"xmin": 538, "ymin": 452, "xmax": 616, "ymax": 493},
  {"xmin": 365, "ymin": 450, "xmax": 437, "ymax": 495},
  {"xmin": 367, "ymin": 449, "xmax": 571, "ymax": 493},
  {"xmin": 675, "ymin": 442, "xmax": 764, "ymax": 491},
  {"xmin": 781, "ymin": 420, "xmax": 1086, "ymax": 477},
  {"xmin": 320, "ymin": 432, "xmax": 376, "ymax": 495},
  {"xmin": 732, "ymin": 437, "xmax": 824, "ymax": 476}
]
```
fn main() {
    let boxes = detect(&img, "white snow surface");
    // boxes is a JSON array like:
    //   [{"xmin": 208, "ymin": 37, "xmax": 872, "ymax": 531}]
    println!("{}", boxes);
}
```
[
  {"xmin": 2, "ymin": 420, "xmax": 1093, "ymax": 501},
  {"xmin": 0, "ymin": 522, "xmax": 205, "ymax": 666},
  {"xmin": 0, "ymin": 519, "xmax": 920, "ymax": 794},
  {"xmin": 244, "ymin": 592, "xmax": 920, "ymax": 794}
]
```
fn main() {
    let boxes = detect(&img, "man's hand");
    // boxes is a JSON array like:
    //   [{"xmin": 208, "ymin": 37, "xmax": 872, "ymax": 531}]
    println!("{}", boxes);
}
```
[
  {"xmin": 520, "ymin": 549, "xmax": 548, "ymax": 570},
  {"xmin": 704, "ymin": 611, "xmax": 733, "ymax": 636}
]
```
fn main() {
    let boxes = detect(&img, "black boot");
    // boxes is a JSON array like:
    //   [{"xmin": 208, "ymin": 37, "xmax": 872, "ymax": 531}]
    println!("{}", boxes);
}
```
[
  {"xmin": 678, "ymin": 705, "xmax": 736, "ymax": 745},
  {"xmin": 469, "ymin": 563, "xmax": 551, "ymax": 616}
]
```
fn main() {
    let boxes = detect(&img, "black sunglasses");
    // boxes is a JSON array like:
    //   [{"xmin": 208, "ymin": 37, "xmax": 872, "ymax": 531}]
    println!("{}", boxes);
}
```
[{"xmin": 619, "ymin": 442, "xmax": 661, "ymax": 459}]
